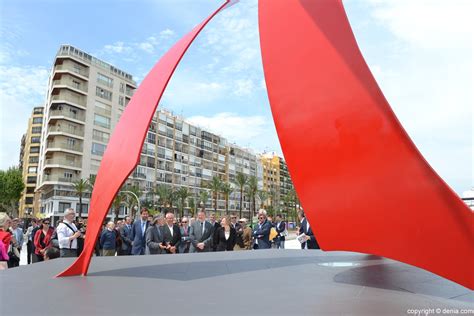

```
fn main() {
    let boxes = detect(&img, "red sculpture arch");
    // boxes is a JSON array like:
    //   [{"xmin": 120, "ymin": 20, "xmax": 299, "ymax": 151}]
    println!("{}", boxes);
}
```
[{"xmin": 57, "ymin": 0, "xmax": 473, "ymax": 290}]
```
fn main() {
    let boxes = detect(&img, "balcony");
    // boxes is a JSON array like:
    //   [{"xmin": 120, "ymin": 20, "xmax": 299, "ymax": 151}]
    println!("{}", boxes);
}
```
[
  {"xmin": 48, "ymin": 124, "xmax": 84, "ymax": 138},
  {"xmin": 51, "ymin": 91, "xmax": 87, "ymax": 108},
  {"xmin": 44, "ymin": 157, "xmax": 82, "ymax": 169},
  {"xmin": 54, "ymin": 63, "xmax": 89, "ymax": 79},
  {"xmin": 52, "ymin": 78, "xmax": 88, "ymax": 94},
  {"xmin": 46, "ymin": 140, "xmax": 83, "ymax": 153},
  {"xmin": 49, "ymin": 108, "xmax": 85, "ymax": 123},
  {"xmin": 43, "ymin": 174, "xmax": 79, "ymax": 183}
]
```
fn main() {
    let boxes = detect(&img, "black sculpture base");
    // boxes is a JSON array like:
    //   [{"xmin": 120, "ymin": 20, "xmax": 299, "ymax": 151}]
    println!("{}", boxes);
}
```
[{"xmin": 2, "ymin": 250, "xmax": 472, "ymax": 315}]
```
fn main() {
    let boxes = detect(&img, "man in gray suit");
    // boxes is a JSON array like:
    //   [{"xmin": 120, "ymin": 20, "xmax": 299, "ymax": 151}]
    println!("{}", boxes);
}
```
[
  {"xmin": 189, "ymin": 210, "xmax": 214, "ymax": 253},
  {"xmin": 146, "ymin": 214, "xmax": 165, "ymax": 255}
]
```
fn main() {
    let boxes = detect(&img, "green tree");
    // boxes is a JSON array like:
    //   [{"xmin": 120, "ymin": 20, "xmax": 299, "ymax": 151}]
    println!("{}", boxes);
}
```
[
  {"xmin": 256, "ymin": 190, "xmax": 268, "ymax": 209},
  {"xmin": 234, "ymin": 172, "xmax": 248, "ymax": 219},
  {"xmin": 199, "ymin": 190, "xmax": 209, "ymax": 209},
  {"xmin": 220, "ymin": 182, "xmax": 233, "ymax": 215},
  {"xmin": 207, "ymin": 176, "xmax": 222, "ymax": 212},
  {"xmin": 127, "ymin": 185, "xmax": 143, "ymax": 218},
  {"xmin": 155, "ymin": 184, "xmax": 172, "ymax": 211},
  {"xmin": 0, "ymin": 167, "xmax": 25, "ymax": 216},
  {"xmin": 176, "ymin": 186, "xmax": 190, "ymax": 218},
  {"xmin": 112, "ymin": 192, "xmax": 126, "ymax": 221},
  {"xmin": 72, "ymin": 178, "xmax": 89, "ymax": 219},
  {"xmin": 246, "ymin": 176, "xmax": 258, "ymax": 218}
]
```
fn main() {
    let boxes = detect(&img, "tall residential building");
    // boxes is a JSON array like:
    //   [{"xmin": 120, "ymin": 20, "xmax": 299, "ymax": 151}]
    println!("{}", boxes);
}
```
[
  {"xmin": 130, "ymin": 109, "xmax": 258, "ymax": 217},
  {"xmin": 258, "ymin": 152, "xmax": 296, "ymax": 214},
  {"xmin": 36, "ymin": 45, "xmax": 137, "ymax": 221},
  {"xmin": 18, "ymin": 106, "xmax": 44, "ymax": 217},
  {"xmin": 35, "ymin": 45, "xmax": 259, "ymax": 221}
]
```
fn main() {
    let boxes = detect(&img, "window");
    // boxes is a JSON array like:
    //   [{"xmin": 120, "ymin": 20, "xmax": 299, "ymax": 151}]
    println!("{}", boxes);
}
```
[
  {"xmin": 95, "ymin": 100, "xmax": 111, "ymax": 116},
  {"xmin": 91, "ymin": 142, "xmax": 106, "ymax": 156},
  {"xmin": 31, "ymin": 137, "xmax": 40, "ymax": 143},
  {"xmin": 25, "ymin": 197, "xmax": 34, "ymax": 204},
  {"xmin": 28, "ymin": 166, "xmax": 37, "ymax": 173},
  {"xmin": 92, "ymin": 129, "xmax": 110, "ymax": 143},
  {"xmin": 77, "ymin": 203, "xmax": 89, "ymax": 214},
  {"xmin": 32, "ymin": 117, "xmax": 42, "ymax": 124},
  {"xmin": 119, "ymin": 82, "xmax": 124, "ymax": 93},
  {"xmin": 31, "ymin": 126, "xmax": 42, "ymax": 134},
  {"xmin": 59, "ymin": 202, "xmax": 71, "ymax": 213},
  {"xmin": 119, "ymin": 96, "xmax": 124, "ymax": 106},
  {"xmin": 72, "ymin": 80, "xmax": 81, "ymax": 90},
  {"xmin": 29, "ymin": 156, "xmax": 39, "ymax": 163},
  {"xmin": 30, "ymin": 146, "xmax": 40, "ymax": 153},
  {"xmin": 97, "ymin": 73, "xmax": 113, "ymax": 87},
  {"xmin": 27, "ymin": 176, "xmax": 37, "ymax": 184},
  {"xmin": 96, "ymin": 87, "xmax": 112, "ymax": 101},
  {"xmin": 64, "ymin": 172, "xmax": 73, "ymax": 181},
  {"xmin": 26, "ymin": 187, "xmax": 35, "ymax": 194},
  {"xmin": 94, "ymin": 114, "xmax": 111, "ymax": 128}
]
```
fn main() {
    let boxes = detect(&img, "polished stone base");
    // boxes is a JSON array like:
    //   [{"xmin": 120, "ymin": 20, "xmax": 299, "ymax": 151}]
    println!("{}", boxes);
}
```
[{"xmin": 2, "ymin": 250, "xmax": 472, "ymax": 315}]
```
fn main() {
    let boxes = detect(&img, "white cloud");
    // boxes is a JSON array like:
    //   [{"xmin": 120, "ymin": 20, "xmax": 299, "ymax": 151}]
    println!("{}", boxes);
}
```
[
  {"xmin": 234, "ymin": 78, "xmax": 254, "ymax": 96},
  {"xmin": 159, "ymin": 29, "xmax": 175, "ymax": 38},
  {"xmin": 0, "ymin": 63, "xmax": 49, "ymax": 169},
  {"xmin": 187, "ymin": 112, "xmax": 279, "ymax": 152},
  {"xmin": 368, "ymin": 0, "xmax": 473, "ymax": 49},
  {"xmin": 347, "ymin": 0, "xmax": 473, "ymax": 193},
  {"xmin": 103, "ymin": 41, "xmax": 132, "ymax": 54}
]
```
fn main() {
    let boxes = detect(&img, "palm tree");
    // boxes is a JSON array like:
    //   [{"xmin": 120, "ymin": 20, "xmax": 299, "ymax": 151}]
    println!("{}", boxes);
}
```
[
  {"xmin": 112, "ymin": 192, "xmax": 126, "ymax": 221},
  {"xmin": 176, "ymin": 186, "xmax": 190, "ymax": 218},
  {"xmin": 207, "ymin": 176, "xmax": 222, "ymax": 212},
  {"xmin": 155, "ymin": 184, "xmax": 172, "ymax": 211},
  {"xmin": 256, "ymin": 190, "xmax": 268, "ymax": 209},
  {"xmin": 220, "ymin": 182, "xmax": 233, "ymax": 215},
  {"xmin": 246, "ymin": 176, "xmax": 258, "ymax": 218},
  {"xmin": 234, "ymin": 172, "xmax": 248, "ymax": 219},
  {"xmin": 199, "ymin": 190, "xmax": 209, "ymax": 209},
  {"xmin": 72, "ymin": 178, "xmax": 89, "ymax": 218},
  {"xmin": 127, "ymin": 185, "xmax": 143, "ymax": 218}
]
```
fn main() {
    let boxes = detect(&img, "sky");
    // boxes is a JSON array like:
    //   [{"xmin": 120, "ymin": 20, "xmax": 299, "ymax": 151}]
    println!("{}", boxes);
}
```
[{"xmin": 0, "ymin": 0, "xmax": 472, "ymax": 195}]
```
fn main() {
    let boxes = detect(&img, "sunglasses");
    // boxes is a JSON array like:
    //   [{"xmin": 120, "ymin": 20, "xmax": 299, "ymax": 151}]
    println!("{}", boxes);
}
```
[
  {"xmin": 258, "ymin": 216, "xmax": 264, "ymax": 219},
  {"xmin": 181, "ymin": 221, "xmax": 188, "ymax": 223},
  {"xmin": 44, "ymin": 222, "xmax": 50, "ymax": 225}
]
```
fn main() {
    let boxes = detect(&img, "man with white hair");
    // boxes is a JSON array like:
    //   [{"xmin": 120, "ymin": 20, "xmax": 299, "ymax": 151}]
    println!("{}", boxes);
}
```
[
  {"xmin": 100, "ymin": 221, "xmax": 117, "ymax": 256},
  {"xmin": 56, "ymin": 208, "xmax": 81, "ymax": 257}
]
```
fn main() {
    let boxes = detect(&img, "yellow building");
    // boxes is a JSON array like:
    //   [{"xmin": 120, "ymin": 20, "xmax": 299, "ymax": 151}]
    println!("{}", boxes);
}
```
[{"xmin": 19, "ymin": 106, "xmax": 44, "ymax": 217}]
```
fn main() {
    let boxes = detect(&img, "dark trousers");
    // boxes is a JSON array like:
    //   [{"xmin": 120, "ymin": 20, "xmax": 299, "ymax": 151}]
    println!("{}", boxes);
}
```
[
  {"xmin": 27, "ymin": 240, "xmax": 33, "ymax": 264},
  {"xmin": 60, "ymin": 248, "xmax": 77, "ymax": 258}
]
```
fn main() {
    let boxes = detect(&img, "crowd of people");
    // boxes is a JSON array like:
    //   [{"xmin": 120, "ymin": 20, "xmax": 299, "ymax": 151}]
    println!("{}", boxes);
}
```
[{"xmin": 0, "ymin": 207, "xmax": 318, "ymax": 269}]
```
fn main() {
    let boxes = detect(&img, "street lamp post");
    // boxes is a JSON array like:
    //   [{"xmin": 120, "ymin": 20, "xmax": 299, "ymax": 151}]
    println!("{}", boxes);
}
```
[{"xmin": 121, "ymin": 190, "xmax": 141, "ymax": 219}]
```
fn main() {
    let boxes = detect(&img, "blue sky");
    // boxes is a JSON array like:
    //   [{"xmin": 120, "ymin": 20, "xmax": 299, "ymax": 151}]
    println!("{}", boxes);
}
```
[{"xmin": 0, "ymin": 0, "xmax": 472, "ymax": 195}]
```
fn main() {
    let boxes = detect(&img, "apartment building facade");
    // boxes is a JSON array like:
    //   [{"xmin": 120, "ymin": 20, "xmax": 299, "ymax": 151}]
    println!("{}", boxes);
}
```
[
  {"xmin": 35, "ymin": 45, "xmax": 259, "ymax": 221},
  {"xmin": 36, "ymin": 45, "xmax": 137, "ymax": 221},
  {"xmin": 18, "ymin": 106, "xmax": 44, "ymax": 217}
]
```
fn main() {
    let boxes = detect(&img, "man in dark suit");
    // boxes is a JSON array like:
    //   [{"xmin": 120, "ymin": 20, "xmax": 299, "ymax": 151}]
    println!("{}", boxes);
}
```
[
  {"xmin": 298, "ymin": 210, "xmax": 319, "ymax": 249},
  {"xmin": 130, "ymin": 208, "xmax": 150, "ymax": 255},
  {"xmin": 274, "ymin": 214, "xmax": 287, "ymax": 249},
  {"xmin": 190, "ymin": 210, "xmax": 214, "ymax": 253},
  {"xmin": 230, "ymin": 214, "xmax": 244, "ymax": 250},
  {"xmin": 119, "ymin": 216, "xmax": 133, "ymax": 255},
  {"xmin": 146, "ymin": 214, "xmax": 165, "ymax": 255},
  {"xmin": 208, "ymin": 212, "xmax": 220, "ymax": 251},
  {"xmin": 161, "ymin": 212, "xmax": 181, "ymax": 254},
  {"xmin": 252, "ymin": 209, "xmax": 272, "ymax": 249}
]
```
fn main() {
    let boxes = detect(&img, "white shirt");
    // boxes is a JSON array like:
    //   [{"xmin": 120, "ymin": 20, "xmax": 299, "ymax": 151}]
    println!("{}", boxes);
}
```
[
  {"xmin": 57, "ymin": 220, "xmax": 78, "ymax": 249},
  {"xmin": 224, "ymin": 231, "xmax": 230, "ymax": 240},
  {"xmin": 168, "ymin": 225, "xmax": 174, "ymax": 237}
]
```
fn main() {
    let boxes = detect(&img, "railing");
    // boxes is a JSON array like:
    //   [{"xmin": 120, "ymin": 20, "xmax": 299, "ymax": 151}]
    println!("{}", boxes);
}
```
[
  {"xmin": 43, "ymin": 174, "xmax": 79, "ymax": 183},
  {"xmin": 45, "ymin": 158, "xmax": 81, "ymax": 168},
  {"xmin": 55, "ymin": 63, "xmax": 89, "ymax": 77},
  {"xmin": 52, "ymin": 78, "xmax": 88, "ymax": 93},
  {"xmin": 51, "ymin": 91, "xmax": 87, "ymax": 107},
  {"xmin": 46, "ymin": 141, "xmax": 83, "ymax": 152},
  {"xmin": 49, "ymin": 109, "xmax": 85, "ymax": 122},
  {"xmin": 48, "ymin": 124, "xmax": 84, "ymax": 137}
]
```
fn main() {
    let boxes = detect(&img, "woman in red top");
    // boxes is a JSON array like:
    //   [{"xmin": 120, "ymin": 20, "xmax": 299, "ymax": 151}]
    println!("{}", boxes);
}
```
[
  {"xmin": 34, "ymin": 219, "xmax": 54, "ymax": 262},
  {"xmin": 0, "ymin": 213, "xmax": 11, "ymax": 268}
]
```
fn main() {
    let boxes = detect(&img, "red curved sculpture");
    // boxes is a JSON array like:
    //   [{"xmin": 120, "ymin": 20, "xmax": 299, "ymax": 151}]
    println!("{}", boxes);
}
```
[
  {"xmin": 57, "ymin": 0, "xmax": 233, "ymax": 277},
  {"xmin": 58, "ymin": 0, "xmax": 473, "ymax": 290},
  {"xmin": 258, "ymin": 0, "xmax": 473, "ymax": 289}
]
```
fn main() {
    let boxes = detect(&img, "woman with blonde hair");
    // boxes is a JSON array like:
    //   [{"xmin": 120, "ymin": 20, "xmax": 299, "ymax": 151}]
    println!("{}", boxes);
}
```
[{"xmin": 213, "ymin": 215, "xmax": 236, "ymax": 251}]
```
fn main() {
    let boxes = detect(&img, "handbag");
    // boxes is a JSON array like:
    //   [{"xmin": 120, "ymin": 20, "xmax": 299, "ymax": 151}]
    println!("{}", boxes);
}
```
[{"xmin": 7, "ymin": 242, "xmax": 20, "ymax": 263}]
